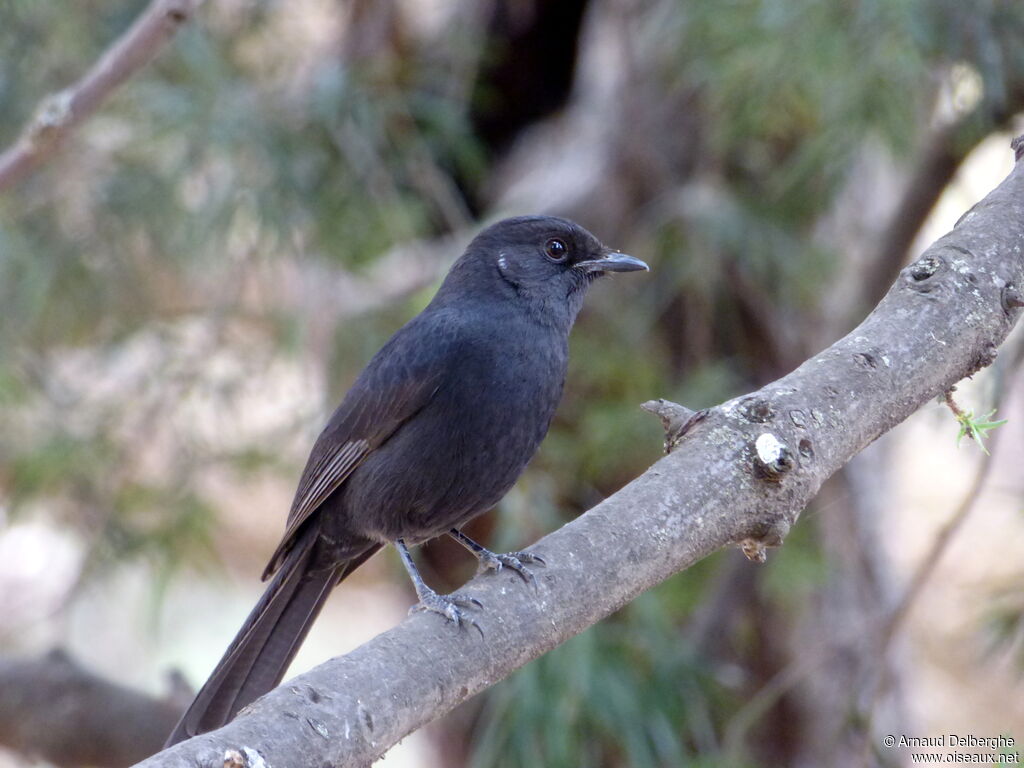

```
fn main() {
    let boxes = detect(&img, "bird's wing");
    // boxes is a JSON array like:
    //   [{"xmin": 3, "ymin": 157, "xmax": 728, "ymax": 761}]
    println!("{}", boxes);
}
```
[
  {"xmin": 286, "ymin": 436, "xmax": 372, "ymax": 538},
  {"xmin": 262, "ymin": 313, "xmax": 455, "ymax": 579}
]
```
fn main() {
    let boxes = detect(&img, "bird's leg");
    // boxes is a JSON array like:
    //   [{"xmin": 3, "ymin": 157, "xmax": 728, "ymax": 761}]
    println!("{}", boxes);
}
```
[
  {"xmin": 447, "ymin": 528, "xmax": 546, "ymax": 586},
  {"xmin": 396, "ymin": 539, "xmax": 482, "ymax": 635}
]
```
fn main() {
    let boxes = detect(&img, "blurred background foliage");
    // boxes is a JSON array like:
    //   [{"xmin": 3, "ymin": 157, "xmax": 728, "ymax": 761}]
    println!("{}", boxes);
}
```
[{"xmin": 2, "ymin": 0, "xmax": 1024, "ymax": 766}]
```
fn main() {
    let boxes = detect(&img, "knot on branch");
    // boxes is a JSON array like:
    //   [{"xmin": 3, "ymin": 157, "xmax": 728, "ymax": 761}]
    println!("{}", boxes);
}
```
[
  {"xmin": 970, "ymin": 342, "xmax": 999, "ymax": 375},
  {"xmin": 641, "ymin": 399, "xmax": 708, "ymax": 453},
  {"xmin": 903, "ymin": 255, "xmax": 943, "ymax": 292},
  {"xmin": 738, "ymin": 516, "xmax": 791, "ymax": 563},
  {"xmin": 736, "ymin": 396, "xmax": 775, "ymax": 423},
  {"xmin": 164, "ymin": 1, "xmax": 192, "ymax": 24},
  {"xmin": 1001, "ymin": 285, "xmax": 1024, "ymax": 313},
  {"xmin": 26, "ymin": 90, "xmax": 74, "ymax": 149},
  {"xmin": 223, "ymin": 748, "xmax": 268, "ymax": 768},
  {"xmin": 752, "ymin": 432, "xmax": 794, "ymax": 480}
]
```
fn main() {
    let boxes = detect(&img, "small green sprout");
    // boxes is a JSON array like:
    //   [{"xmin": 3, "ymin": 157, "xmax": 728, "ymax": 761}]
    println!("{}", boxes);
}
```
[
  {"xmin": 954, "ymin": 408, "xmax": 1006, "ymax": 455},
  {"xmin": 944, "ymin": 390, "xmax": 1007, "ymax": 455}
]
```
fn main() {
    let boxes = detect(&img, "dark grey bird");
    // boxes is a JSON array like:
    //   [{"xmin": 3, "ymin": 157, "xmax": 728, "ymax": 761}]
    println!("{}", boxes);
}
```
[{"xmin": 166, "ymin": 215, "xmax": 648, "ymax": 745}]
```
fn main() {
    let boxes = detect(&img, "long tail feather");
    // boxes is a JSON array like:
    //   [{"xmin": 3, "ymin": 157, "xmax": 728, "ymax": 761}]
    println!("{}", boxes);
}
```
[{"xmin": 164, "ymin": 536, "xmax": 380, "ymax": 747}]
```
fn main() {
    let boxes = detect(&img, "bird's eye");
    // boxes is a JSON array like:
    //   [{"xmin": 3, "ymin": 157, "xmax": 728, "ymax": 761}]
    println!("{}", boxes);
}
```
[{"xmin": 544, "ymin": 238, "xmax": 569, "ymax": 262}]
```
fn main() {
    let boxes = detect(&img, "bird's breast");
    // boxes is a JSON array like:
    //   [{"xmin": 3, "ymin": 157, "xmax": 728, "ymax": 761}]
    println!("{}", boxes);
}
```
[
  {"xmin": 339, "ymin": 323, "xmax": 568, "ymax": 543},
  {"xmin": 431, "ymin": 327, "xmax": 567, "ymax": 488}
]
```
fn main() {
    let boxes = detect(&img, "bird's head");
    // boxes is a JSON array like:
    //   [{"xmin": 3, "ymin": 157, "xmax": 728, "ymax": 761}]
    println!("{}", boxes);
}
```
[{"xmin": 437, "ymin": 216, "xmax": 648, "ymax": 328}]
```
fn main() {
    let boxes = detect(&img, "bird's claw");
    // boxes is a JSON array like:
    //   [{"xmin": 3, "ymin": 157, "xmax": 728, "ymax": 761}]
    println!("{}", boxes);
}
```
[
  {"xmin": 411, "ymin": 591, "xmax": 484, "ymax": 637},
  {"xmin": 477, "ymin": 550, "xmax": 546, "ymax": 586}
]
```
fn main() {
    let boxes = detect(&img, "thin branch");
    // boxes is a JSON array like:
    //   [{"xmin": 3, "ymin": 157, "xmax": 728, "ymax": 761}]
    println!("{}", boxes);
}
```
[
  {"xmin": 723, "ymin": 640, "xmax": 841, "ymax": 763},
  {"xmin": 942, "ymin": 387, "xmax": 967, "ymax": 419},
  {"xmin": 130, "ymin": 139, "xmax": 1024, "ymax": 768},
  {"xmin": 0, "ymin": 0, "xmax": 202, "ymax": 193}
]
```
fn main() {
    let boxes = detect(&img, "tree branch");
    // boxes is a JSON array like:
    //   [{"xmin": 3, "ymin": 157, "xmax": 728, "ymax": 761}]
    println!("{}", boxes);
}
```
[
  {"xmin": 136, "ymin": 139, "xmax": 1024, "ymax": 767},
  {"xmin": 0, "ymin": 650, "xmax": 186, "ymax": 768},
  {"xmin": 0, "ymin": 0, "xmax": 202, "ymax": 193}
]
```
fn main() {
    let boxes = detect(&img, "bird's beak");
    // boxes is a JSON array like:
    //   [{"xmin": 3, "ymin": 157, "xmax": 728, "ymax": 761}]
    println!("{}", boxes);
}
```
[{"xmin": 574, "ymin": 249, "xmax": 650, "ymax": 274}]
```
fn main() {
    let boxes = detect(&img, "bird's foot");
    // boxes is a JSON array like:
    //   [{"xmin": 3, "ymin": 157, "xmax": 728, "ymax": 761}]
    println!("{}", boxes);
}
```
[
  {"xmin": 410, "ymin": 590, "xmax": 484, "ymax": 637},
  {"xmin": 475, "ymin": 549, "xmax": 546, "ymax": 585}
]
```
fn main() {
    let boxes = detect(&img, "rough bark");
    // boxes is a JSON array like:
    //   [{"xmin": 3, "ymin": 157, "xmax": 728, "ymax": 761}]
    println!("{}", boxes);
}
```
[
  {"xmin": 131, "ymin": 140, "xmax": 1024, "ymax": 768},
  {"xmin": 0, "ymin": 0, "xmax": 202, "ymax": 192}
]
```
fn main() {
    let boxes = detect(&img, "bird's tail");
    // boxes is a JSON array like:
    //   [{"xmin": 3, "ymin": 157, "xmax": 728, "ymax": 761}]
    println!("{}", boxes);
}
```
[{"xmin": 164, "ymin": 532, "xmax": 380, "ymax": 747}]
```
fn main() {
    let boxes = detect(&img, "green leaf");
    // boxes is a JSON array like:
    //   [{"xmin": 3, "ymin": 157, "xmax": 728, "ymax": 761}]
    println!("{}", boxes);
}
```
[{"xmin": 954, "ymin": 408, "xmax": 1007, "ymax": 455}]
